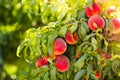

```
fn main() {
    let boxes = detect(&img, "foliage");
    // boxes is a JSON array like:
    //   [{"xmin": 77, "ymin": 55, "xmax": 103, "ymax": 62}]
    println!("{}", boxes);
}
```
[
  {"xmin": 16, "ymin": 0, "xmax": 120, "ymax": 80},
  {"xmin": 0, "ymin": 0, "xmax": 120, "ymax": 80}
]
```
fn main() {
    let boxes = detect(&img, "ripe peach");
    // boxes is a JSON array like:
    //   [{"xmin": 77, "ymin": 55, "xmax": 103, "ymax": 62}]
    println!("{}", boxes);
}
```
[
  {"xmin": 52, "ymin": 53, "xmax": 57, "ymax": 60},
  {"xmin": 86, "ymin": 2, "xmax": 102, "ymax": 17},
  {"xmin": 35, "ymin": 57, "xmax": 48, "ymax": 68},
  {"xmin": 106, "ymin": 6, "xmax": 116, "ymax": 15},
  {"xmin": 95, "ymin": 71, "xmax": 101, "ymax": 79},
  {"xmin": 65, "ymin": 31, "xmax": 78, "ymax": 45},
  {"xmin": 111, "ymin": 18, "xmax": 120, "ymax": 34},
  {"xmin": 100, "ymin": 53, "xmax": 111, "ymax": 59},
  {"xmin": 55, "ymin": 55, "xmax": 70, "ymax": 72},
  {"xmin": 53, "ymin": 38, "xmax": 67, "ymax": 55},
  {"xmin": 88, "ymin": 15, "xmax": 105, "ymax": 31}
]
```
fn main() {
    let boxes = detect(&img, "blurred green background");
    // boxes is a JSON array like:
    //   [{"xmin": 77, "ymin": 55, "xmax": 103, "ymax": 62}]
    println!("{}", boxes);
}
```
[{"xmin": 0, "ymin": 0, "xmax": 38, "ymax": 79}]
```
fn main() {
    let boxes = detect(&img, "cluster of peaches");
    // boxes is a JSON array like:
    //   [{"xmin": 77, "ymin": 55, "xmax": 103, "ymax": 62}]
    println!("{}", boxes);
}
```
[
  {"xmin": 86, "ymin": 2, "xmax": 120, "ymax": 34},
  {"xmin": 35, "ymin": 31, "xmax": 78, "ymax": 72},
  {"xmin": 35, "ymin": 2, "xmax": 120, "ymax": 76}
]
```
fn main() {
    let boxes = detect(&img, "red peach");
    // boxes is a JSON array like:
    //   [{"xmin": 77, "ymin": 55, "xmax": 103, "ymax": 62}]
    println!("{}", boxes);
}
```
[
  {"xmin": 100, "ymin": 53, "xmax": 111, "ymax": 59},
  {"xmin": 111, "ymin": 18, "xmax": 120, "ymax": 34},
  {"xmin": 106, "ymin": 6, "xmax": 116, "ymax": 15},
  {"xmin": 35, "ymin": 57, "xmax": 48, "ymax": 68},
  {"xmin": 53, "ymin": 38, "xmax": 67, "ymax": 55},
  {"xmin": 65, "ymin": 31, "xmax": 78, "ymax": 45},
  {"xmin": 88, "ymin": 15, "xmax": 105, "ymax": 31},
  {"xmin": 55, "ymin": 55, "xmax": 70, "ymax": 72},
  {"xmin": 86, "ymin": 2, "xmax": 102, "ymax": 17},
  {"xmin": 95, "ymin": 71, "xmax": 101, "ymax": 79},
  {"xmin": 52, "ymin": 53, "xmax": 57, "ymax": 60}
]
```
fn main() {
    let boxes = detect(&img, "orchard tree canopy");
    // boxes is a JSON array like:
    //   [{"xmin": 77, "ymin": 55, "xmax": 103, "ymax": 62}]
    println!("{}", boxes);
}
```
[{"xmin": 0, "ymin": 0, "xmax": 120, "ymax": 80}]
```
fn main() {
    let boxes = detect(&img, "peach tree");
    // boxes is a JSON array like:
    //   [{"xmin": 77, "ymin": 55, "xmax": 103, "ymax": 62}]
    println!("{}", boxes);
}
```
[{"xmin": 16, "ymin": 0, "xmax": 120, "ymax": 80}]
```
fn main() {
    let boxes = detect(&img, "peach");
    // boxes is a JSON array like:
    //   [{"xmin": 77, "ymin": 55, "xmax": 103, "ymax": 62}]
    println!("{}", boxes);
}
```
[
  {"xmin": 100, "ymin": 53, "xmax": 111, "ymax": 59},
  {"xmin": 106, "ymin": 6, "xmax": 116, "ymax": 15},
  {"xmin": 53, "ymin": 38, "xmax": 67, "ymax": 55},
  {"xmin": 111, "ymin": 18, "xmax": 120, "ymax": 34},
  {"xmin": 86, "ymin": 2, "xmax": 102, "ymax": 17},
  {"xmin": 95, "ymin": 71, "xmax": 101, "ymax": 79},
  {"xmin": 88, "ymin": 15, "xmax": 105, "ymax": 31},
  {"xmin": 55, "ymin": 55, "xmax": 70, "ymax": 72},
  {"xmin": 35, "ymin": 57, "xmax": 48, "ymax": 68},
  {"xmin": 52, "ymin": 53, "xmax": 57, "ymax": 60},
  {"xmin": 65, "ymin": 31, "xmax": 78, "ymax": 45}
]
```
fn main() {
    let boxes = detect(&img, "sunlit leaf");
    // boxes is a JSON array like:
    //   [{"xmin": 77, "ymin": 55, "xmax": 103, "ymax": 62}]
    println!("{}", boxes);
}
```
[
  {"xmin": 70, "ymin": 21, "xmax": 78, "ymax": 33},
  {"xmin": 58, "ymin": 25, "xmax": 67, "ymax": 37},
  {"xmin": 41, "ymin": 33, "xmax": 48, "ymax": 55},
  {"xmin": 16, "ymin": 40, "xmax": 26, "ymax": 57},
  {"xmin": 50, "ymin": 66, "xmax": 56, "ymax": 80},
  {"xmin": 47, "ymin": 31, "xmax": 58, "ymax": 56}
]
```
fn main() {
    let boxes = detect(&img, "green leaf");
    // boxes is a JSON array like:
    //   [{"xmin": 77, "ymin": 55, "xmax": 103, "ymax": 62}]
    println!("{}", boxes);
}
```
[
  {"xmin": 109, "ymin": 42, "xmax": 120, "ymax": 55},
  {"xmin": 91, "ymin": 37, "xmax": 98, "ymax": 50},
  {"xmin": 90, "ymin": 73, "xmax": 97, "ymax": 80},
  {"xmin": 103, "ymin": 39, "xmax": 108, "ymax": 52},
  {"xmin": 50, "ymin": 66, "xmax": 56, "ymax": 80},
  {"xmin": 112, "ymin": 59, "xmax": 120, "ymax": 73},
  {"xmin": 93, "ymin": 53, "xmax": 101, "ymax": 66},
  {"xmin": 75, "ymin": 54, "xmax": 87, "ymax": 71},
  {"xmin": 91, "ymin": 37, "xmax": 97, "ymax": 46},
  {"xmin": 23, "ymin": 46, "xmax": 32, "ymax": 63},
  {"xmin": 47, "ymin": 31, "xmax": 58, "ymax": 56},
  {"xmin": 56, "ymin": 71, "xmax": 63, "ymax": 79},
  {"xmin": 41, "ymin": 33, "xmax": 48, "ymax": 55},
  {"xmin": 57, "ymin": 9, "xmax": 67, "ymax": 21},
  {"xmin": 74, "ymin": 69, "xmax": 86, "ymax": 80},
  {"xmin": 58, "ymin": 25, "xmax": 67, "ymax": 37},
  {"xmin": 78, "ymin": 25, "xmax": 86, "ymax": 40},
  {"xmin": 81, "ymin": 21, "xmax": 89, "ymax": 33},
  {"xmin": 83, "ymin": 33, "xmax": 95, "ymax": 41},
  {"xmin": 32, "ymin": 66, "xmax": 50, "ymax": 78},
  {"xmin": 77, "ymin": 9, "xmax": 86, "ymax": 20},
  {"xmin": 103, "ymin": 63, "xmax": 112, "ymax": 79},
  {"xmin": 70, "ymin": 21, "xmax": 78, "ymax": 33},
  {"xmin": 44, "ymin": 72, "xmax": 49, "ymax": 80},
  {"xmin": 78, "ymin": 41, "xmax": 97, "ymax": 52},
  {"xmin": 87, "ymin": 63, "xmax": 92, "ymax": 75},
  {"xmin": 16, "ymin": 40, "xmax": 26, "ymax": 57},
  {"xmin": 78, "ymin": 22, "xmax": 89, "ymax": 40},
  {"xmin": 71, "ymin": 9, "xmax": 78, "ymax": 19},
  {"xmin": 87, "ymin": 0, "xmax": 93, "ymax": 9}
]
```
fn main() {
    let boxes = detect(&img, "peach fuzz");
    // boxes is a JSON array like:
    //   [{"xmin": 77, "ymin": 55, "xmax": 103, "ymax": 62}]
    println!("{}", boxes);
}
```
[
  {"xmin": 88, "ymin": 15, "xmax": 105, "ymax": 31},
  {"xmin": 111, "ymin": 18, "xmax": 120, "ymax": 34},
  {"xmin": 35, "ymin": 57, "xmax": 48, "ymax": 68},
  {"xmin": 86, "ymin": 2, "xmax": 102, "ymax": 17},
  {"xmin": 55, "ymin": 55, "xmax": 70, "ymax": 72},
  {"xmin": 53, "ymin": 38, "xmax": 67, "ymax": 55},
  {"xmin": 65, "ymin": 31, "xmax": 78, "ymax": 45}
]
